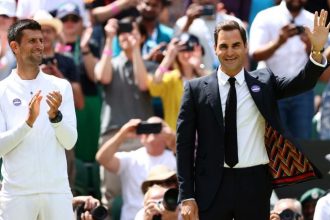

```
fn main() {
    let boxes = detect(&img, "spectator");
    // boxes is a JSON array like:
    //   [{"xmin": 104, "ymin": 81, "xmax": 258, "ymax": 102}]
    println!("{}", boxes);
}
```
[
  {"xmin": 0, "ymin": 0, "xmax": 17, "ymax": 80},
  {"xmin": 0, "ymin": 19, "xmax": 77, "ymax": 220},
  {"xmin": 111, "ymin": 0, "xmax": 173, "ymax": 58},
  {"xmin": 95, "ymin": 17, "xmax": 158, "ymax": 207},
  {"xmin": 299, "ymin": 187, "xmax": 326, "ymax": 220},
  {"xmin": 175, "ymin": 0, "xmax": 244, "ymax": 71},
  {"xmin": 147, "ymin": 33, "xmax": 208, "ymax": 130},
  {"xmin": 249, "ymin": 0, "xmax": 315, "ymax": 139},
  {"xmin": 96, "ymin": 117, "xmax": 176, "ymax": 220},
  {"xmin": 135, "ymin": 185, "xmax": 180, "ymax": 220},
  {"xmin": 270, "ymin": 198, "xmax": 303, "ymax": 220},
  {"xmin": 313, "ymin": 190, "xmax": 330, "ymax": 220}
]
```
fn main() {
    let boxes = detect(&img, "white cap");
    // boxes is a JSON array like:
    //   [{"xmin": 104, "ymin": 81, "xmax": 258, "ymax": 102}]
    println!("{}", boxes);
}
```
[
  {"xmin": 33, "ymin": 10, "xmax": 63, "ymax": 34},
  {"xmin": 0, "ymin": 0, "xmax": 16, "ymax": 17}
]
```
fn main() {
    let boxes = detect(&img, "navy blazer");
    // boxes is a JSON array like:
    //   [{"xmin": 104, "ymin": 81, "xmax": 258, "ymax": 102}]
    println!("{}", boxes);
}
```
[{"xmin": 176, "ymin": 59, "xmax": 324, "ymax": 211}]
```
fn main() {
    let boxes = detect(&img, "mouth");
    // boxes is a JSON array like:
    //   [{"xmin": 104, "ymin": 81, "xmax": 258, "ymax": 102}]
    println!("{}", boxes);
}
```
[{"xmin": 225, "ymin": 57, "xmax": 237, "ymax": 63}]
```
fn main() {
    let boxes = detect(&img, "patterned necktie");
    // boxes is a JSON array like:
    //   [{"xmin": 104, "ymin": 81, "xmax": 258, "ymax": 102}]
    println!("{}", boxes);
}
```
[{"xmin": 224, "ymin": 77, "xmax": 238, "ymax": 167}]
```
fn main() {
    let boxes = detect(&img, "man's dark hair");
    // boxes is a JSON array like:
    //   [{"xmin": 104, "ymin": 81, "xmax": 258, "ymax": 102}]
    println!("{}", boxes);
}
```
[
  {"xmin": 7, "ymin": 19, "xmax": 41, "ymax": 44},
  {"xmin": 214, "ymin": 20, "xmax": 247, "ymax": 46}
]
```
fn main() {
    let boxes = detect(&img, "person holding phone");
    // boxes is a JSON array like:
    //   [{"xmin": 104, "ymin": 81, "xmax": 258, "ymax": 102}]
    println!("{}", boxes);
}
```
[
  {"xmin": 146, "ymin": 32, "xmax": 208, "ymax": 130},
  {"xmin": 96, "ymin": 117, "xmax": 176, "ymax": 220}
]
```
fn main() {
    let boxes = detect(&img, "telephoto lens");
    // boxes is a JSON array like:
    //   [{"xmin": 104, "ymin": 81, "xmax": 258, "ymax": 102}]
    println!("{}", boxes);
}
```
[
  {"xmin": 75, "ymin": 202, "xmax": 108, "ymax": 220},
  {"xmin": 279, "ymin": 209, "xmax": 301, "ymax": 220},
  {"xmin": 162, "ymin": 188, "xmax": 179, "ymax": 211}
]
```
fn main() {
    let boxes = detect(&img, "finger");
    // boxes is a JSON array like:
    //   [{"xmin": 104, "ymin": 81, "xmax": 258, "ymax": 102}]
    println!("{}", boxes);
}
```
[
  {"xmin": 314, "ymin": 11, "xmax": 319, "ymax": 28},
  {"xmin": 46, "ymin": 95, "xmax": 60, "ymax": 108}
]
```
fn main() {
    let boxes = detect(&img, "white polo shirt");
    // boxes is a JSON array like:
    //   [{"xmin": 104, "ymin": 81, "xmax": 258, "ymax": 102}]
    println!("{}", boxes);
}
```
[{"xmin": 0, "ymin": 70, "xmax": 77, "ymax": 196}]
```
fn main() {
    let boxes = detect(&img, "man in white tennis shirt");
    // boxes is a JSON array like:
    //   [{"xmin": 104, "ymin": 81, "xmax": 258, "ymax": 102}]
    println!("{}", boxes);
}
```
[{"xmin": 0, "ymin": 19, "xmax": 77, "ymax": 219}]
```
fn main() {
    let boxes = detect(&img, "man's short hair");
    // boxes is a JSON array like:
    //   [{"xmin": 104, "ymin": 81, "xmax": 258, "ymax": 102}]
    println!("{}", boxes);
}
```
[
  {"xmin": 214, "ymin": 20, "xmax": 247, "ymax": 46},
  {"xmin": 7, "ymin": 19, "xmax": 41, "ymax": 44}
]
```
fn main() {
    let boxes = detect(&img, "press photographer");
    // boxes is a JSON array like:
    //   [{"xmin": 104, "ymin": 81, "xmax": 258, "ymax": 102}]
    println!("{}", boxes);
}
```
[{"xmin": 270, "ymin": 198, "xmax": 304, "ymax": 220}]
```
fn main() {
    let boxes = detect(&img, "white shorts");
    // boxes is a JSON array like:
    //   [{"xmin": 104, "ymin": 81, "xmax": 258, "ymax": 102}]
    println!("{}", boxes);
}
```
[{"xmin": 0, "ymin": 193, "xmax": 73, "ymax": 220}]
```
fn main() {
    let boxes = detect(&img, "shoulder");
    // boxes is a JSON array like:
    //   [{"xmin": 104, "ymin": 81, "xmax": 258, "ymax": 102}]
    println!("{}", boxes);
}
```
[{"xmin": 41, "ymin": 72, "xmax": 71, "ymax": 89}]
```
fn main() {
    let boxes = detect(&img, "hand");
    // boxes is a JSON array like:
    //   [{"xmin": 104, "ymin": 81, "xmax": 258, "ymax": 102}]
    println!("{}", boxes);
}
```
[
  {"xmin": 104, "ymin": 18, "xmax": 118, "ymax": 39},
  {"xmin": 130, "ymin": 22, "xmax": 142, "ymax": 50},
  {"xmin": 276, "ymin": 24, "xmax": 299, "ymax": 45},
  {"xmin": 186, "ymin": 3, "xmax": 203, "ymax": 21},
  {"xmin": 26, "ymin": 90, "xmax": 43, "ymax": 127},
  {"xmin": 120, "ymin": 119, "xmax": 141, "ymax": 139},
  {"xmin": 46, "ymin": 91, "xmax": 62, "ymax": 119},
  {"xmin": 80, "ymin": 26, "xmax": 93, "ymax": 52},
  {"xmin": 270, "ymin": 211, "xmax": 281, "ymax": 220},
  {"xmin": 80, "ymin": 210, "xmax": 93, "ymax": 220},
  {"xmin": 143, "ymin": 200, "xmax": 162, "ymax": 220},
  {"xmin": 181, "ymin": 200, "xmax": 199, "ymax": 220},
  {"xmin": 40, "ymin": 63, "xmax": 64, "ymax": 78},
  {"xmin": 305, "ymin": 9, "xmax": 330, "ymax": 51},
  {"xmin": 73, "ymin": 196, "xmax": 100, "ymax": 210}
]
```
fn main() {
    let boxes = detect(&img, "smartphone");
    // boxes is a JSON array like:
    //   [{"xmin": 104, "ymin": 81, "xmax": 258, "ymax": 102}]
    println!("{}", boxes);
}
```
[
  {"xmin": 200, "ymin": 4, "xmax": 215, "ymax": 16},
  {"xmin": 136, "ymin": 122, "xmax": 162, "ymax": 134},
  {"xmin": 295, "ymin": 25, "xmax": 305, "ymax": 35},
  {"xmin": 117, "ymin": 21, "xmax": 133, "ymax": 34},
  {"xmin": 41, "ymin": 57, "xmax": 57, "ymax": 65}
]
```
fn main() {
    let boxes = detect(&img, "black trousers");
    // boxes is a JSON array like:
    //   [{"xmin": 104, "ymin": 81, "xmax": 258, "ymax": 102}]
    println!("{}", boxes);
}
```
[{"xmin": 199, "ymin": 165, "xmax": 272, "ymax": 220}]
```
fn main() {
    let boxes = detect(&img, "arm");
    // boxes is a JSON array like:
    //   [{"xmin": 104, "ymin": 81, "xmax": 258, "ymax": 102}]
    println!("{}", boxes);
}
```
[
  {"xmin": 94, "ymin": 19, "xmax": 117, "ymax": 85},
  {"xmin": 177, "ymin": 82, "xmax": 199, "ymax": 220},
  {"xmin": 48, "ymin": 81, "xmax": 77, "ymax": 150},
  {"xmin": 180, "ymin": 4, "xmax": 202, "ymax": 33},
  {"xmin": 176, "ymin": 82, "xmax": 197, "ymax": 201},
  {"xmin": 71, "ymin": 82, "xmax": 85, "ymax": 110},
  {"xmin": 91, "ymin": 0, "xmax": 138, "ymax": 24},
  {"xmin": 0, "ymin": 90, "xmax": 42, "ymax": 156},
  {"xmin": 96, "ymin": 119, "xmax": 141, "ymax": 173},
  {"xmin": 131, "ymin": 24, "xmax": 149, "ymax": 91},
  {"xmin": 80, "ymin": 26, "xmax": 99, "ymax": 82},
  {"xmin": 250, "ymin": 23, "xmax": 298, "ymax": 61}
]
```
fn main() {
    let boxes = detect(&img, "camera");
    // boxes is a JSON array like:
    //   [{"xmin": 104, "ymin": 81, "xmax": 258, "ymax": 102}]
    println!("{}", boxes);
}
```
[
  {"xmin": 76, "ymin": 202, "xmax": 108, "ymax": 220},
  {"xmin": 200, "ymin": 4, "xmax": 215, "ymax": 16},
  {"xmin": 279, "ymin": 209, "xmax": 301, "ymax": 220},
  {"xmin": 178, "ymin": 33, "xmax": 200, "ymax": 52},
  {"xmin": 136, "ymin": 121, "xmax": 162, "ymax": 134},
  {"xmin": 41, "ymin": 57, "xmax": 57, "ymax": 66},
  {"xmin": 117, "ymin": 21, "xmax": 133, "ymax": 34},
  {"xmin": 152, "ymin": 188, "xmax": 179, "ymax": 220},
  {"xmin": 295, "ymin": 25, "xmax": 305, "ymax": 35}
]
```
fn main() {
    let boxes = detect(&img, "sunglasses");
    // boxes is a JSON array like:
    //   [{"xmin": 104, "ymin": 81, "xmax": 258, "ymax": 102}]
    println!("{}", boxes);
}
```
[{"xmin": 61, "ymin": 15, "xmax": 81, "ymax": 23}]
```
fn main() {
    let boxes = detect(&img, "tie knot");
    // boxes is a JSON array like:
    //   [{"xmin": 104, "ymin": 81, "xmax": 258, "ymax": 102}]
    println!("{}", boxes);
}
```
[{"xmin": 228, "ymin": 77, "xmax": 236, "ymax": 86}]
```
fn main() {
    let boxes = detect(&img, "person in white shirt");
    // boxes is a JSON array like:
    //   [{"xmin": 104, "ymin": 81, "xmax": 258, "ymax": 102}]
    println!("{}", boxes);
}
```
[
  {"xmin": 96, "ymin": 116, "xmax": 177, "ymax": 220},
  {"xmin": 249, "ymin": 0, "xmax": 315, "ymax": 139},
  {"xmin": 0, "ymin": 19, "xmax": 77, "ymax": 220}
]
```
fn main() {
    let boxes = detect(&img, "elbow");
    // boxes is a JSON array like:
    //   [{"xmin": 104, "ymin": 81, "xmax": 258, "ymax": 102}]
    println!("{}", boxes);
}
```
[
  {"xmin": 137, "ymin": 82, "xmax": 149, "ymax": 91},
  {"xmin": 95, "ymin": 151, "xmax": 106, "ymax": 166},
  {"xmin": 65, "ymin": 131, "xmax": 78, "ymax": 150}
]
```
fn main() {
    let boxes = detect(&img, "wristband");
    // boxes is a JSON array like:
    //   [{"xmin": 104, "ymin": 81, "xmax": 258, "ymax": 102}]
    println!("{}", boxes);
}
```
[
  {"xmin": 111, "ymin": 1, "xmax": 120, "ymax": 14},
  {"xmin": 103, "ymin": 49, "xmax": 112, "ymax": 56},
  {"xmin": 158, "ymin": 66, "xmax": 169, "ymax": 74}
]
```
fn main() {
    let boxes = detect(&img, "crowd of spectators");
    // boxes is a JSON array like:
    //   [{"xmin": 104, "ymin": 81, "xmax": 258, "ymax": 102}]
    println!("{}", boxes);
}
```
[{"xmin": 1, "ymin": 0, "xmax": 330, "ymax": 219}]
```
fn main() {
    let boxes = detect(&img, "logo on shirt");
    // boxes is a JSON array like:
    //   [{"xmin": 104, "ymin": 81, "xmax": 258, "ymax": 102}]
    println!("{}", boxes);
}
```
[
  {"xmin": 13, "ymin": 98, "xmax": 21, "ymax": 106},
  {"xmin": 251, "ymin": 85, "xmax": 261, "ymax": 93}
]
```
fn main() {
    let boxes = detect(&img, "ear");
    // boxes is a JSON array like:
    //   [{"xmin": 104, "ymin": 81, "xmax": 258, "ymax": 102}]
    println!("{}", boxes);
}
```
[{"xmin": 9, "ymin": 41, "xmax": 18, "ymax": 55}]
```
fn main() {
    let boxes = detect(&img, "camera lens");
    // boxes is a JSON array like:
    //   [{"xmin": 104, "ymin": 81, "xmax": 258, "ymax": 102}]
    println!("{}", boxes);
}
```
[
  {"xmin": 91, "ymin": 205, "xmax": 108, "ymax": 220},
  {"xmin": 162, "ymin": 188, "xmax": 178, "ymax": 211},
  {"xmin": 279, "ymin": 209, "xmax": 296, "ymax": 220}
]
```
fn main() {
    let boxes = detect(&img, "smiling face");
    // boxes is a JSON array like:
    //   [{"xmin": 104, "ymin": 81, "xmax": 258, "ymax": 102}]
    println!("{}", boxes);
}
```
[
  {"xmin": 214, "ymin": 29, "xmax": 247, "ymax": 77},
  {"xmin": 11, "ymin": 29, "xmax": 44, "ymax": 66}
]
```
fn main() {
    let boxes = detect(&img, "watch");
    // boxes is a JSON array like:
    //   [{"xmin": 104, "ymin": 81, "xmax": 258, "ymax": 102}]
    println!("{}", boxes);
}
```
[{"xmin": 50, "ymin": 111, "xmax": 63, "ymax": 123}]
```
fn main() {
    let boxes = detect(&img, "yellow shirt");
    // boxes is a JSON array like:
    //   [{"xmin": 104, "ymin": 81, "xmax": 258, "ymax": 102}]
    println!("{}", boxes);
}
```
[{"xmin": 148, "ymin": 69, "xmax": 183, "ymax": 130}]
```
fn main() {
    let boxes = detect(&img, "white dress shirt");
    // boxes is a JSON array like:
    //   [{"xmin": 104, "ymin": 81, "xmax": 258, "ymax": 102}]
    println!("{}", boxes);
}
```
[{"xmin": 218, "ymin": 68, "xmax": 269, "ymax": 168}]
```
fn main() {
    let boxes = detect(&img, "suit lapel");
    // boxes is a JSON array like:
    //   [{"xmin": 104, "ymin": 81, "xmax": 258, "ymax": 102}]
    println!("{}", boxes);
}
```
[
  {"xmin": 244, "ymin": 71, "xmax": 267, "ymax": 119},
  {"xmin": 203, "ymin": 72, "xmax": 224, "ymax": 127}
]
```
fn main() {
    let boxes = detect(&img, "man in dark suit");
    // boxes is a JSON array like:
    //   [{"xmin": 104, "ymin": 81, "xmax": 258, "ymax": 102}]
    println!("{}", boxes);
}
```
[{"xmin": 176, "ymin": 10, "xmax": 330, "ymax": 220}]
